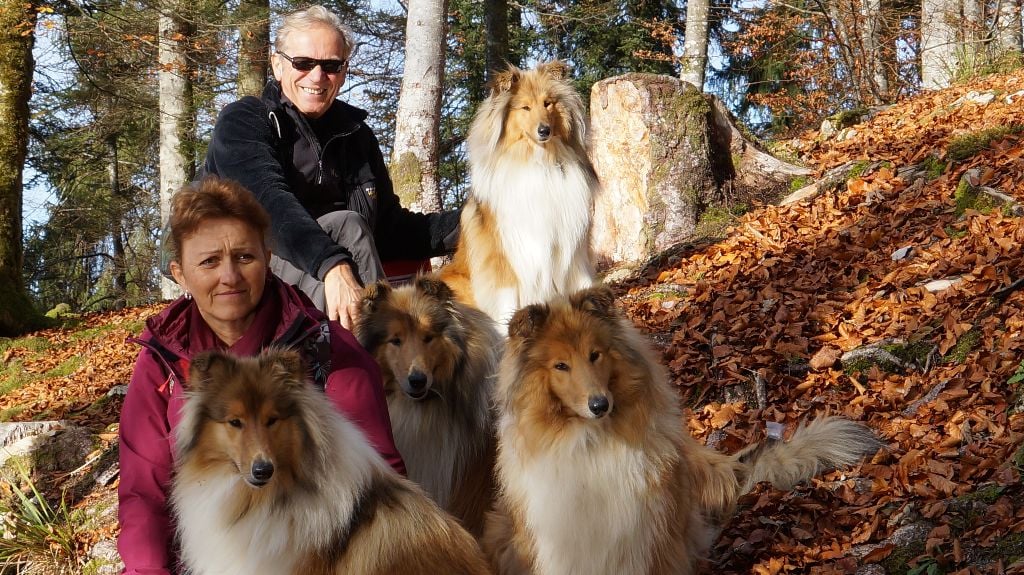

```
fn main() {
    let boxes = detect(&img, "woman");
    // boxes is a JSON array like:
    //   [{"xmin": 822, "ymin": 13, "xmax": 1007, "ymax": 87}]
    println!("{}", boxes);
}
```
[
  {"xmin": 117, "ymin": 176, "xmax": 404, "ymax": 575},
  {"xmin": 200, "ymin": 4, "xmax": 459, "ymax": 330}
]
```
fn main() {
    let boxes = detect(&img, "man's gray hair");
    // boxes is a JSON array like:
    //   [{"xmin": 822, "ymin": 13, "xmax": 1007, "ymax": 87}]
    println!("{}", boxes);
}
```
[{"xmin": 276, "ymin": 5, "xmax": 356, "ymax": 60}]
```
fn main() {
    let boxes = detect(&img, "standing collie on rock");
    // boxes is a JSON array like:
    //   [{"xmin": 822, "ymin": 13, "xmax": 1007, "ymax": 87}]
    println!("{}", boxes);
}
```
[
  {"xmin": 356, "ymin": 276, "xmax": 503, "ymax": 537},
  {"xmin": 440, "ymin": 60, "xmax": 598, "ymax": 325},
  {"xmin": 170, "ymin": 349, "xmax": 490, "ymax": 575},
  {"xmin": 483, "ymin": 286, "xmax": 881, "ymax": 575}
]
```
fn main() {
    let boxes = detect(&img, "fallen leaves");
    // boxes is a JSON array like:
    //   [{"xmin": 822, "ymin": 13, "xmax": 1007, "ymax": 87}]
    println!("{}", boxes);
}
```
[{"xmin": 619, "ymin": 70, "xmax": 1024, "ymax": 573}]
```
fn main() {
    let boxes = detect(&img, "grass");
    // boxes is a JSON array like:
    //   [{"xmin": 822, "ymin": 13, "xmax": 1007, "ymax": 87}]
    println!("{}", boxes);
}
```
[
  {"xmin": 920, "ymin": 155, "xmax": 947, "ymax": 180},
  {"xmin": 954, "ymin": 178, "xmax": 1005, "ymax": 217},
  {"xmin": 945, "ymin": 328, "xmax": 981, "ymax": 364},
  {"xmin": 788, "ymin": 175, "xmax": 811, "ymax": 192},
  {"xmin": 947, "ymin": 125, "xmax": 1023, "ymax": 163},
  {"xmin": 0, "ymin": 463, "xmax": 88, "ymax": 573},
  {"xmin": 847, "ymin": 160, "xmax": 874, "ymax": 181}
]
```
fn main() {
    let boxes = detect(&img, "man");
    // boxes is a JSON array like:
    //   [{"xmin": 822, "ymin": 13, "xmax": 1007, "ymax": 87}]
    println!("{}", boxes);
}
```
[{"xmin": 201, "ymin": 5, "xmax": 458, "ymax": 329}]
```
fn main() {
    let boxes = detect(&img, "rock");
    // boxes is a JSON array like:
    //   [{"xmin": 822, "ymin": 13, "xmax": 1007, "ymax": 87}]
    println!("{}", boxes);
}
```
[
  {"xmin": 891, "ymin": 246, "xmax": 914, "ymax": 261},
  {"xmin": 819, "ymin": 118, "xmax": 837, "ymax": 140},
  {"xmin": 86, "ymin": 539, "xmax": 123, "ymax": 575},
  {"xmin": 0, "ymin": 421, "xmax": 66, "ymax": 468},
  {"xmin": 922, "ymin": 277, "xmax": 962, "ymax": 292}
]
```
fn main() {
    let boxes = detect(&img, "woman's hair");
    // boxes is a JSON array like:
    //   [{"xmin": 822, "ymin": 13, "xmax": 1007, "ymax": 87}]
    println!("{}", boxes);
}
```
[
  {"xmin": 275, "ymin": 5, "xmax": 356, "ymax": 60},
  {"xmin": 168, "ymin": 176, "xmax": 271, "ymax": 262}
]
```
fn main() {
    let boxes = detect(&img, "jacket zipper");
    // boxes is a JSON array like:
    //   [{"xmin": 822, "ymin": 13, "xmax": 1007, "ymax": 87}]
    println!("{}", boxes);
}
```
[{"xmin": 292, "ymin": 112, "xmax": 360, "ymax": 185}]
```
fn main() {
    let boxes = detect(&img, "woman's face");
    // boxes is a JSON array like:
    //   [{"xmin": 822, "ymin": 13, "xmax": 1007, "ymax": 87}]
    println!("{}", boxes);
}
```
[
  {"xmin": 272, "ymin": 24, "xmax": 348, "ymax": 119},
  {"xmin": 170, "ymin": 218, "xmax": 270, "ymax": 344}
]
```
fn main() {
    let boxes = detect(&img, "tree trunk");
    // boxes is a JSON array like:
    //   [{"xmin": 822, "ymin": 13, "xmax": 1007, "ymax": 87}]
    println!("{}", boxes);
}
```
[
  {"xmin": 0, "ymin": 0, "xmax": 43, "ymax": 335},
  {"xmin": 391, "ymin": 0, "xmax": 448, "ymax": 212},
  {"xmin": 589, "ymin": 75, "xmax": 720, "ymax": 269},
  {"xmin": 484, "ymin": 0, "xmax": 509, "ymax": 83},
  {"xmin": 108, "ymin": 134, "xmax": 127, "ymax": 309},
  {"xmin": 159, "ymin": 1, "xmax": 195, "ymax": 299},
  {"xmin": 920, "ymin": 0, "xmax": 959, "ymax": 89},
  {"xmin": 590, "ymin": 74, "xmax": 811, "ymax": 271},
  {"xmin": 861, "ymin": 0, "xmax": 890, "ymax": 101},
  {"xmin": 680, "ymin": 0, "xmax": 709, "ymax": 89},
  {"xmin": 994, "ymin": 0, "xmax": 1023, "ymax": 57},
  {"xmin": 236, "ymin": 0, "xmax": 269, "ymax": 98},
  {"xmin": 961, "ymin": 0, "xmax": 983, "ymax": 71}
]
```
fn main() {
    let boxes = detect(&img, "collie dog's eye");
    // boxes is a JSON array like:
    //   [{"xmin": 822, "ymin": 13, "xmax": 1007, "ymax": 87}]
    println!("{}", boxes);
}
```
[
  {"xmin": 589, "ymin": 351, "xmax": 601, "ymax": 363},
  {"xmin": 423, "ymin": 335, "xmax": 434, "ymax": 344},
  {"xmin": 228, "ymin": 419, "xmax": 242, "ymax": 428},
  {"xmin": 544, "ymin": 100, "xmax": 553, "ymax": 109},
  {"xmin": 266, "ymin": 417, "xmax": 278, "ymax": 427},
  {"xmin": 554, "ymin": 362, "xmax": 570, "ymax": 371},
  {"xmin": 521, "ymin": 105, "xmax": 531, "ymax": 111},
  {"xmin": 388, "ymin": 337, "xmax": 402, "ymax": 346}
]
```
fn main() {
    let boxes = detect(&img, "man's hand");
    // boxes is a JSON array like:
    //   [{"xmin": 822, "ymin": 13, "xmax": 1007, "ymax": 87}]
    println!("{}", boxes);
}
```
[{"xmin": 324, "ymin": 262, "xmax": 364, "ymax": 331}]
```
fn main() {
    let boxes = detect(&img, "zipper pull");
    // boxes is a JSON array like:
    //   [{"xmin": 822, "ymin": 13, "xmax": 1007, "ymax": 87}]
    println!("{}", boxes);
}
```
[{"xmin": 318, "ymin": 159, "xmax": 324, "ymax": 184}]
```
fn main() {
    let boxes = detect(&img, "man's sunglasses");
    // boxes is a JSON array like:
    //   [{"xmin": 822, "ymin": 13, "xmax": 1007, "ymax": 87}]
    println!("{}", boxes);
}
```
[{"xmin": 278, "ymin": 52, "xmax": 347, "ymax": 74}]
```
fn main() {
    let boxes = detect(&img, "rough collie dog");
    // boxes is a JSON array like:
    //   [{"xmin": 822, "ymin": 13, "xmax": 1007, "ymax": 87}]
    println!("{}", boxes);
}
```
[
  {"xmin": 356, "ymin": 276, "xmax": 503, "ymax": 537},
  {"xmin": 170, "ymin": 349, "xmax": 490, "ymax": 575},
  {"xmin": 483, "ymin": 286, "xmax": 880, "ymax": 575},
  {"xmin": 439, "ymin": 60, "xmax": 598, "ymax": 325}
]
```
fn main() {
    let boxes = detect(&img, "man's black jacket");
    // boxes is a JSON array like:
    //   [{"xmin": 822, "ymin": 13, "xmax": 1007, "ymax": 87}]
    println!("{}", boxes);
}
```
[{"xmin": 202, "ymin": 81, "xmax": 459, "ymax": 280}]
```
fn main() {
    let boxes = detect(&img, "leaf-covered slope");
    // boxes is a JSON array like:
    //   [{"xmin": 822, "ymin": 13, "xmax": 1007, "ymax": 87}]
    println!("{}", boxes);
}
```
[{"xmin": 618, "ymin": 71, "xmax": 1024, "ymax": 573}]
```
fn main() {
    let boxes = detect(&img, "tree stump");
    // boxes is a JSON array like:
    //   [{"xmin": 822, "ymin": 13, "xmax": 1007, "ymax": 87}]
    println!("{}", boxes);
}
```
[
  {"xmin": 589, "ymin": 74, "xmax": 722, "ymax": 270},
  {"xmin": 588, "ymin": 73, "xmax": 810, "ymax": 271}
]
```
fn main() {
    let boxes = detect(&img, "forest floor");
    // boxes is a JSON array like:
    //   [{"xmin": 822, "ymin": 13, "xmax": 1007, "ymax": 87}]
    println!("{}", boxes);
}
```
[{"xmin": 2, "ymin": 69, "xmax": 1023, "ymax": 574}]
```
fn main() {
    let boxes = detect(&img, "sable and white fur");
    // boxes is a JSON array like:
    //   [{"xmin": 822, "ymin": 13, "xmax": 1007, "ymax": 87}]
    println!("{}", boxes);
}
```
[
  {"xmin": 356, "ymin": 276, "xmax": 503, "ymax": 536},
  {"xmin": 440, "ymin": 60, "xmax": 598, "ymax": 325},
  {"xmin": 483, "ymin": 286, "xmax": 881, "ymax": 575},
  {"xmin": 170, "ymin": 349, "xmax": 490, "ymax": 575}
]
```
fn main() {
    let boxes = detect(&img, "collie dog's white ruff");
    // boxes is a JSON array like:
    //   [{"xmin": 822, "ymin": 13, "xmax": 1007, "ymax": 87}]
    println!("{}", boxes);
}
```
[
  {"xmin": 171, "ymin": 349, "xmax": 490, "ymax": 575},
  {"xmin": 483, "ymin": 286, "xmax": 880, "ymax": 575},
  {"xmin": 356, "ymin": 276, "xmax": 503, "ymax": 536},
  {"xmin": 440, "ymin": 61, "xmax": 598, "ymax": 325}
]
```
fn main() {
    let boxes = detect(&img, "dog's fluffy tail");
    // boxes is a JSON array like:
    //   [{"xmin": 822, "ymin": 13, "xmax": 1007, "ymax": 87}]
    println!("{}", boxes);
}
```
[{"xmin": 736, "ymin": 416, "xmax": 880, "ymax": 493}]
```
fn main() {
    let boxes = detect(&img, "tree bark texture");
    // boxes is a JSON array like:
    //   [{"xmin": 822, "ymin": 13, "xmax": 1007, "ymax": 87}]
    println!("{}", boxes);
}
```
[
  {"xmin": 0, "ymin": 0, "xmax": 42, "ymax": 334},
  {"xmin": 236, "ymin": 0, "xmax": 269, "ymax": 98},
  {"xmin": 589, "ymin": 74, "xmax": 720, "ymax": 269},
  {"xmin": 994, "ymin": 0, "xmax": 1023, "ymax": 56},
  {"xmin": 484, "ymin": 0, "xmax": 510, "ymax": 83},
  {"xmin": 159, "ymin": 1, "xmax": 195, "ymax": 299},
  {"xmin": 680, "ymin": 0, "xmax": 709, "ymax": 89},
  {"xmin": 920, "ymin": 0, "xmax": 959, "ymax": 89},
  {"xmin": 392, "ymin": 0, "xmax": 448, "ymax": 213}
]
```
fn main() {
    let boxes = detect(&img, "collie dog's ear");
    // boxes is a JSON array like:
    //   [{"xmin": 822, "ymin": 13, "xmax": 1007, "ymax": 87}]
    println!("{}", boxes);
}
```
[
  {"xmin": 538, "ymin": 60, "xmax": 569, "ymax": 80},
  {"xmin": 508, "ymin": 303, "xmax": 550, "ymax": 340},
  {"xmin": 570, "ymin": 285, "xmax": 617, "ymax": 320},
  {"xmin": 415, "ymin": 276, "xmax": 455, "ymax": 303},
  {"xmin": 189, "ymin": 350, "xmax": 235, "ymax": 392},
  {"xmin": 361, "ymin": 280, "xmax": 392, "ymax": 312},
  {"xmin": 261, "ymin": 348, "xmax": 306, "ymax": 385},
  {"xmin": 491, "ymin": 66, "xmax": 519, "ymax": 95}
]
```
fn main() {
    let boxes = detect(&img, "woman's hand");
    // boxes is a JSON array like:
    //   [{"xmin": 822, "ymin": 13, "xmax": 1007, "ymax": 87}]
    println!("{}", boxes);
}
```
[{"xmin": 324, "ymin": 262, "xmax": 363, "ymax": 331}]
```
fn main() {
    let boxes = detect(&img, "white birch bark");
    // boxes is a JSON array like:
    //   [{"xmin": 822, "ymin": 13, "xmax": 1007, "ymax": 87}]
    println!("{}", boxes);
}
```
[
  {"xmin": 680, "ymin": 0, "xmax": 710, "ymax": 89},
  {"xmin": 861, "ymin": 0, "xmax": 889, "ymax": 100},
  {"xmin": 994, "ymin": 0, "xmax": 1023, "ymax": 56},
  {"xmin": 158, "ymin": 4, "xmax": 194, "ymax": 299},
  {"xmin": 392, "ymin": 0, "xmax": 448, "ymax": 213},
  {"xmin": 920, "ymin": 0, "xmax": 960, "ymax": 89}
]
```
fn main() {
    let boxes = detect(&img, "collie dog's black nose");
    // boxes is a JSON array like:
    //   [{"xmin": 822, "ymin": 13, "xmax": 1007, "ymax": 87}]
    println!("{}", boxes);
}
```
[
  {"xmin": 408, "ymin": 371, "xmax": 428, "ymax": 393},
  {"xmin": 251, "ymin": 460, "xmax": 274, "ymax": 483},
  {"xmin": 537, "ymin": 124, "xmax": 551, "ymax": 140},
  {"xmin": 588, "ymin": 395, "xmax": 610, "ymax": 417}
]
